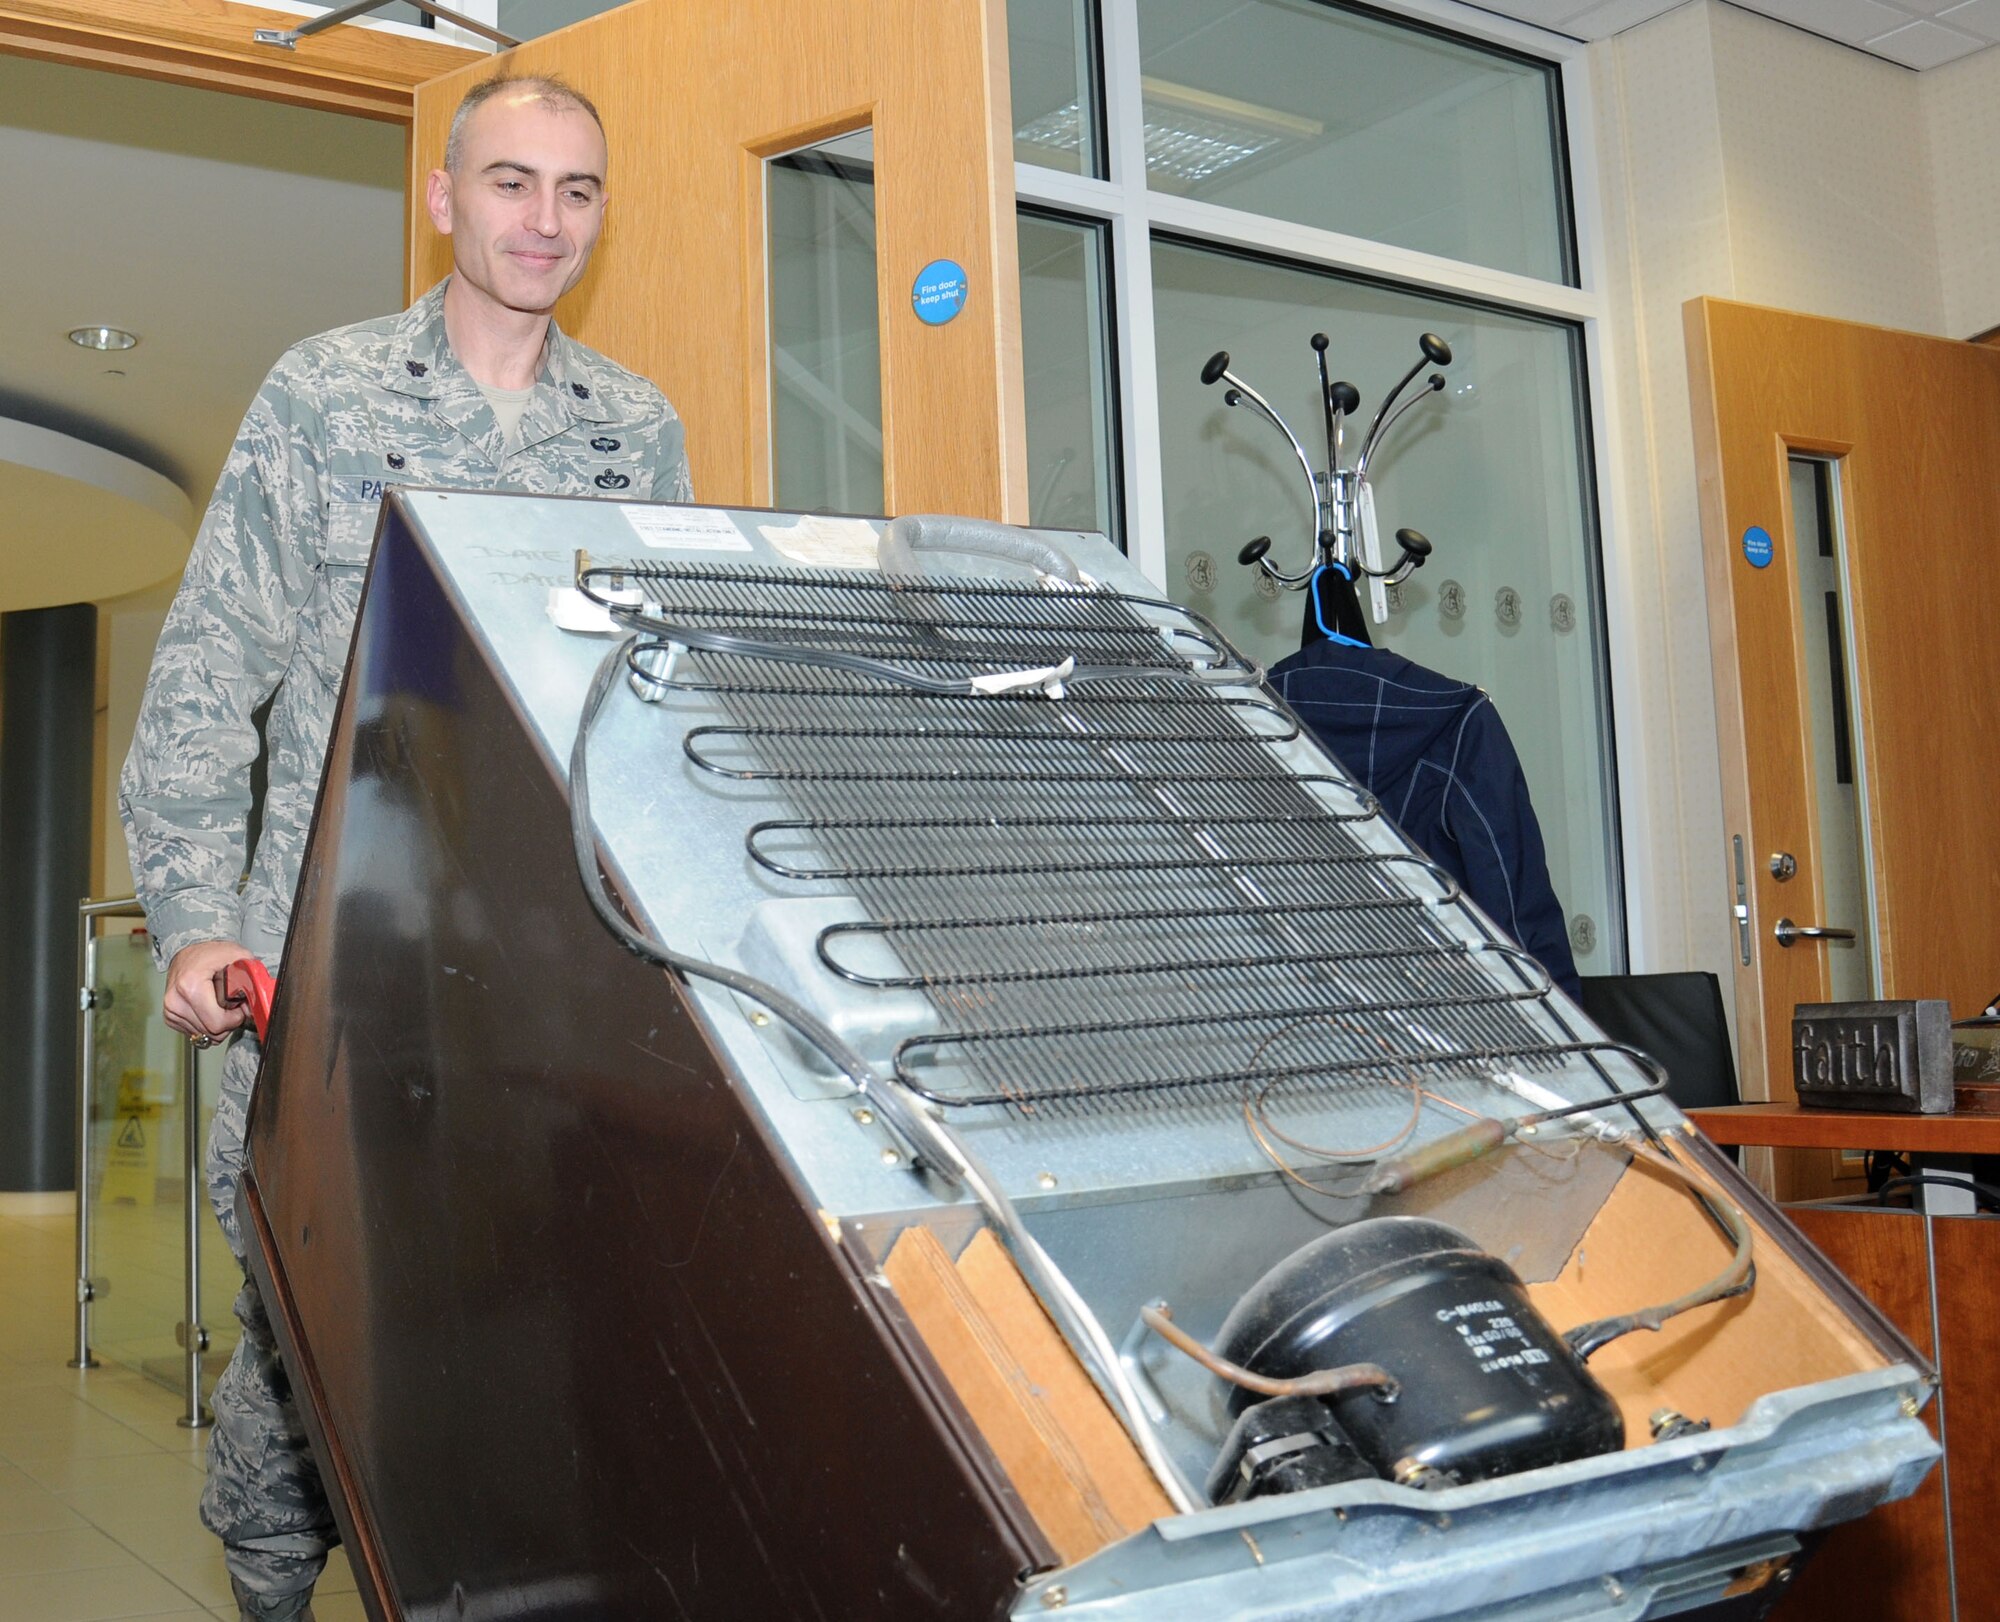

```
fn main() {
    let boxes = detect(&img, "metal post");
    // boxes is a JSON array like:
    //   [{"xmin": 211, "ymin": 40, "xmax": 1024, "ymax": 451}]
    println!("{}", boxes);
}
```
[
  {"xmin": 179, "ymin": 1033, "xmax": 211, "ymax": 1428},
  {"xmin": 68, "ymin": 903, "xmax": 99, "ymax": 1370}
]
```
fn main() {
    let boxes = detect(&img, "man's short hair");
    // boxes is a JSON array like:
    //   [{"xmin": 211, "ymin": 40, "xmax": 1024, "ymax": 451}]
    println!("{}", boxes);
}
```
[{"xmin": 444, "ymin": 74, "xmax": 605, "ymax": 173}]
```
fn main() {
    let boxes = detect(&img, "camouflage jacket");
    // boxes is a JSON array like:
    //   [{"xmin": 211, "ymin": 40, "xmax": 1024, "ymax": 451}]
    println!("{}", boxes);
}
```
[{"xmin": 120, "ymin": 278, "xmax": 692, "ymax": 973}]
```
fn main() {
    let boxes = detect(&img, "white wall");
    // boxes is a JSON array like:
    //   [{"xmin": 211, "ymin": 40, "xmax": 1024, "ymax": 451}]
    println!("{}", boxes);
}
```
[
  {"xmin": 1590, "ymin": 0, "xmax": 1735, "ymax": 993},
  {"xmin": 1709, "ymin": 5, "xmax": 1944, "ymax": 331},
  {"xmin": 1923, "ymin": 44, "xmax": 2000, "ymax": 338}
]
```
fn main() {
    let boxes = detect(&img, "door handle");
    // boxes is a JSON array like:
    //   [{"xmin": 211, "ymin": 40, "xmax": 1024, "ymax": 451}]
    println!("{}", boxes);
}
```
[{"xmin": 1773, "ymin": 918, "xmax": 1857, "ymax": 948}]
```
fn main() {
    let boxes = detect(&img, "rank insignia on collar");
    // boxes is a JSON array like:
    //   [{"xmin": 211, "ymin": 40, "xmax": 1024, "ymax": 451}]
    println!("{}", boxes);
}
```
[
  {"xmin": 571, "ymin": 382, "xmax": 591, "ymax": 400},
  {"xmin": 591, "ymin": 436, "xmax": 620, "ymax": 452},
  {"xmin": 386, "ymin": 452, "xmax": 406, "ymax": 470},
  {"xmin": 405, "ymin": 360, "xmax": 428, "ymax": 377}
]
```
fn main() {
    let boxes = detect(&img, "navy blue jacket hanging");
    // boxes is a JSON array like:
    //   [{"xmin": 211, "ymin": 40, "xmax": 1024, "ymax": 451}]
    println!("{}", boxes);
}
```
[{"xmin": 1271, "ymin": 632, "xmax": 1583, "ymax": 1001}]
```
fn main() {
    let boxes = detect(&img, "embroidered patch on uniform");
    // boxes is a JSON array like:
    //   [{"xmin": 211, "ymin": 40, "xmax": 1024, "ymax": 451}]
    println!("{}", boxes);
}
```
[
  {"xmin": 406, "ymin": 360, "xmax": 428, "ymax": 377},
  {"xmin": 386, "ymin": 452, "xmax": 406, "ymax": 470},
  {"xmin": 590, "ymin": 436, "xmax": 620, "ymax": 452},
  {"xmin": 595, "ymin": 471, "xmax": 631, "ymax": 490},
  {"xmin": 571, "ymin": 383, "xmax": 591, "ymax": 399},
  {"xmin": 331, "ymin": 477, "xmax": 390, "ymax": 504}
]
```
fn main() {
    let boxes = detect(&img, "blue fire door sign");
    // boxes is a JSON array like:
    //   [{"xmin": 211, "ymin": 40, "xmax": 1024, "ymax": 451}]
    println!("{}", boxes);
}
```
[
  {"xmin": 912, "ymin": 259, "xmax": 969, "ymax": 325},
  {"xmin": 1742, "ymin": 525, "xmax": 1774, "ymax": 568}
]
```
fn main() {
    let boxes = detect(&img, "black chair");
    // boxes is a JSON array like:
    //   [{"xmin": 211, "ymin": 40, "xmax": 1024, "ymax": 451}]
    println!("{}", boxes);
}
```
[{"xmin": 1578, "ymin": 971, "xmax": 1739, "ymax": 1112}]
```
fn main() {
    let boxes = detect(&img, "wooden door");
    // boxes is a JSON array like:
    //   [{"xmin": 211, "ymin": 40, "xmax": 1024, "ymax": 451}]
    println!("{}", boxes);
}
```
[
  {"xmin": 1686, "ymin": 299, "xmax": 2000, "ymax": 1196},
  {"xmin": 406, "ymin": 0, "xmax": 1028, "ymax": 521}
]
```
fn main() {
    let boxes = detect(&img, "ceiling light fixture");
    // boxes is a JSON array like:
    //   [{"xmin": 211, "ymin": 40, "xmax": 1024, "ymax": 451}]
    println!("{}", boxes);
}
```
[
  {"xmin": 1016, "ymin": 78, "xmax": 1323, "ymax": 186},
  {"xmin": 68, "ymin": 326, "xmax": 139, "ymax": 352}
]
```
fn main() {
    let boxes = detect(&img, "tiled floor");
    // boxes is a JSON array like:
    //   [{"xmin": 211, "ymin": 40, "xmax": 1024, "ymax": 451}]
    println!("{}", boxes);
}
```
[{"xmin": 0, "ymin": 1206, "xmax": 361, "ymax": 1621}]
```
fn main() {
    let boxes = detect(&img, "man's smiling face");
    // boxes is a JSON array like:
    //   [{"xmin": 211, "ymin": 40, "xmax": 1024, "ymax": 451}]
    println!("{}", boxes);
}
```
[{"xmin": 428, "ymin": 93, "xmax": 609, "ymax": 318}]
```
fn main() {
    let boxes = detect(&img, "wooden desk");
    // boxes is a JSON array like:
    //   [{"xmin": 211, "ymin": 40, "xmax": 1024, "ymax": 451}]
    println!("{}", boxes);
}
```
[
  {"xmin": 1687, "ymin": 1103, "xmax": 2000, "ymax": 1155},
  {"xmin": 1686, "ymin": 1105, "xmax": 1996, "ymax": 1622}
]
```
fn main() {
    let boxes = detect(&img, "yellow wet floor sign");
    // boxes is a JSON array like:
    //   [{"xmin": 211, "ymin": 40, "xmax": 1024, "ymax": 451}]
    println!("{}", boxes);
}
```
[{"xmin": 101, "ymin": 1069, "xmax": 167, "ymax": 1205}]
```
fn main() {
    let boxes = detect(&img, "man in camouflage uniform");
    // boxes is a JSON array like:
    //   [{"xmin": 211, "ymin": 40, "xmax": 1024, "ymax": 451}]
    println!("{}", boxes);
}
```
[{"xmin": 120, "ymin": 74, "xmax": 691, "ymax": 1621}]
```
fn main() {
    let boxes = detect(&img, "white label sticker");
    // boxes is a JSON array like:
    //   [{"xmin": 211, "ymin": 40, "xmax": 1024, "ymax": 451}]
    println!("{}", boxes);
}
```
[
  {"xmin": 1358, "ymin": 482, "xmax": 1390, "ymax": 626},
  {"xmin": 546, "ymin": 586, "xmax": 639, "ymax": 635},
  {"xmin": 623, "ymin": 507, "xmax": 752, "ymax": 551},
  {"xmin": 758, "ymin": 514, "xmax": 881, "ymax": 570}
]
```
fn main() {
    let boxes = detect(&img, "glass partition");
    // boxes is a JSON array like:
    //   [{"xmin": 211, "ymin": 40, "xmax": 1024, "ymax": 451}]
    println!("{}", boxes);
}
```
[
  {"xmin": 1135, "ymin": 0, "xmax": 1574, "ymax": 285},
  {"xmin": 1788, "ymin": 455, "xmax": 1878, "ymax": 1005},
  {"xmin": 79, "ymin": 913, "xmax": 237, "ymax": 1408},
  {"xmin": 195, "ymin": 1042, "xmax": 240, "ymax": 1390},
  {"xmin": 768, "ymin": 131, "xmax": 884, "ymax": 517},
  {"xmin": 1150, "ymin": 237, "xmax": 1619, "ymax": 969},
  {"xmin": 1010, "ymin": 0, "xmax": 1105, "ymax": 177},
  {"xmin": 1019, "ymin": 208, "xmax": 1121, "ymax": 544},
  {"xmin": 84, "ymin": 924, "xmax": 189, "ymax": 1386}
]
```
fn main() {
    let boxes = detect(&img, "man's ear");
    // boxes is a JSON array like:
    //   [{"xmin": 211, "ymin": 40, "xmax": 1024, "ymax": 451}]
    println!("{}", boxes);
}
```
[{"xmin": 425, "ymin": 168, "xmax": 455, "ymax": 236}]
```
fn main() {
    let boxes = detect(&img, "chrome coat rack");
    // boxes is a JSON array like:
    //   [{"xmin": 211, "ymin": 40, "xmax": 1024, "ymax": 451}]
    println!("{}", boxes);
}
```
[{"xmin": 1200, "ymin": 329, "xmax": 1453, "ymax": 625}]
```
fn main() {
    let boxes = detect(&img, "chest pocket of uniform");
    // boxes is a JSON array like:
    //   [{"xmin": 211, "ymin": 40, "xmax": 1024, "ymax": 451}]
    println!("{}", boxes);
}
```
[
  {"xmin": 323, "ymin": 501, "xmax": 381, "ymax": 570},
  {"xmin": 304, "ymin": 501, "xmax": 381, "ymax": 688}
]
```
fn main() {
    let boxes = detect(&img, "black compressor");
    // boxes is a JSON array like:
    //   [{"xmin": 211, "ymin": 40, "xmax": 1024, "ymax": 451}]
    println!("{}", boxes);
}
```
[{"xmin": 1201, "ymin": 1217, "xmax": 1624, "ymax": 1502}]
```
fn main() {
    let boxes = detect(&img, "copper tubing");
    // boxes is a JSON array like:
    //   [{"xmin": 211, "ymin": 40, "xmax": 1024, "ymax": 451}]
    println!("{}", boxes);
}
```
[
  {"xmin": 1359, "ymin": 1108, "xmax": 1758, "ymax": 1359},
  {"xmin": 1141, "ymin": 1305, "xmax": 1398, "ymax": 1402},
  {"xmin": 1361, "ymin": 1116, "xmax": 1510, "ymax": 1196}
]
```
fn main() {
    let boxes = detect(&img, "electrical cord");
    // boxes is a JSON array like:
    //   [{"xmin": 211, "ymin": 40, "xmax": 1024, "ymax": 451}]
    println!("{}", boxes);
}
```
[
  {"xmin": 1877, "ymin": 1173, "xmax": 2000, "ymax": 1211},
  {"xmin": 1560, "ymin": 1142, "xmax": 1757, "ymax": 1360},
  {"xmin": 567, "ymin": 634, "xmax": 1198, "ymax": 1512}
]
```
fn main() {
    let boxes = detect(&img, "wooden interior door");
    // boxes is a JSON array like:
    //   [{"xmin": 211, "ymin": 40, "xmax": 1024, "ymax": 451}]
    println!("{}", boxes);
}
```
[
  {"xmin": 1686, "ymin": 298, "xmax": 2000, "ymax": 1196},
  {"xmin": 406, "ymin": 0, "xmax": 1027, "ymax": 521}
]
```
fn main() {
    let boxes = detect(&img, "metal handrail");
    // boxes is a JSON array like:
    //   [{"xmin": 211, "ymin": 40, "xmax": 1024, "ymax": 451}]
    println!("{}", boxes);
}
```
[
  {"xmin": 252, "ymin": 0, "xmax": 518, "ymax": 51},
  {"xmin": 71, "ymin": 897, "xmax": 212, "ymax": 1428}
]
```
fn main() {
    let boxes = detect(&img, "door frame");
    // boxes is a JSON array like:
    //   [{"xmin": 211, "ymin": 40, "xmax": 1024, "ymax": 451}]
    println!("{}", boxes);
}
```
[{"xmin": 0, "ymin": 0, "xmax": 479, "ymax": 121}]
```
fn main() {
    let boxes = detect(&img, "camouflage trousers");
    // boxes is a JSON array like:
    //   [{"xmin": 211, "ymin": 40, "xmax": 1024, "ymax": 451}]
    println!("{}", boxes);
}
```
[{"xmin": 203, "ymin": 1035, "xmax": 337, "ymax": 1615}]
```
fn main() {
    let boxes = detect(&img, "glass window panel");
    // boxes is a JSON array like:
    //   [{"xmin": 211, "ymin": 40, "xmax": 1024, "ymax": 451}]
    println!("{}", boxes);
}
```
[
  {"xmin": 1136, "ymin": 0, "xmax": 1573, "ymax": 285},
  {"xmin": 1019, "ymin": 209, "xmax": 1121, "ymax": 545},
  {"xmin": 84, "ymin": 922, "xmax": 237, "ymax": 1392},
  {"xmin": 1788, "ymin": 456, "xmax": 1877, "ymax": 1003},
  {"xmin": 768, "ymin": 134, "xmax": 884, "ymax": 516},
  {"xmin": 86, "ymin": 923, "xmax": 189, "ymax": 1384},
  {"xmin": 496, "ymin": 0, "xmax": 626, "ymax": 39},
  {"xmin": 1011, "ymin": 0, "xmax": 1104, "ymax": 177},
  {"xmin": 1151, "ymin": 237, "xmax": 1618, "ymax": 965}
]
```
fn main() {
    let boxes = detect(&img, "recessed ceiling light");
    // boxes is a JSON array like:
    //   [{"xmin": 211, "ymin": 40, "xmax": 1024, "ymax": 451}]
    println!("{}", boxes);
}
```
[{"xmin": 69, "ymin": 326, "xmax": 139, "ymax": 351}]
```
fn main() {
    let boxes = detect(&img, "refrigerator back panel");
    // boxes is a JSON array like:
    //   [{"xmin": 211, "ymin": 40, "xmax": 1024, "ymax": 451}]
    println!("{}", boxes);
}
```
[{"xmin": 243, "ymin": 490, "xmax": 1936, "ymax": 1622}]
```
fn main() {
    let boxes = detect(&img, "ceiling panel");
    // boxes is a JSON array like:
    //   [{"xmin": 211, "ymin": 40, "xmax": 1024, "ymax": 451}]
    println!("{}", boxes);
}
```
[
  {"xmin": 0, "ymin": 53, "xmax": 404, "ymax": 601},
  {"xmin": 1466, "ymin": 0, "xmax": 1997, "ymax": 65}
]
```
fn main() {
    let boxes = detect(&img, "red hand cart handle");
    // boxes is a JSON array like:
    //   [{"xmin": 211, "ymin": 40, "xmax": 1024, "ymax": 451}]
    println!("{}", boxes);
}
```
[{"xmin": 215, "ymin": 958, "xmax": 276, "ymax": 1042}]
